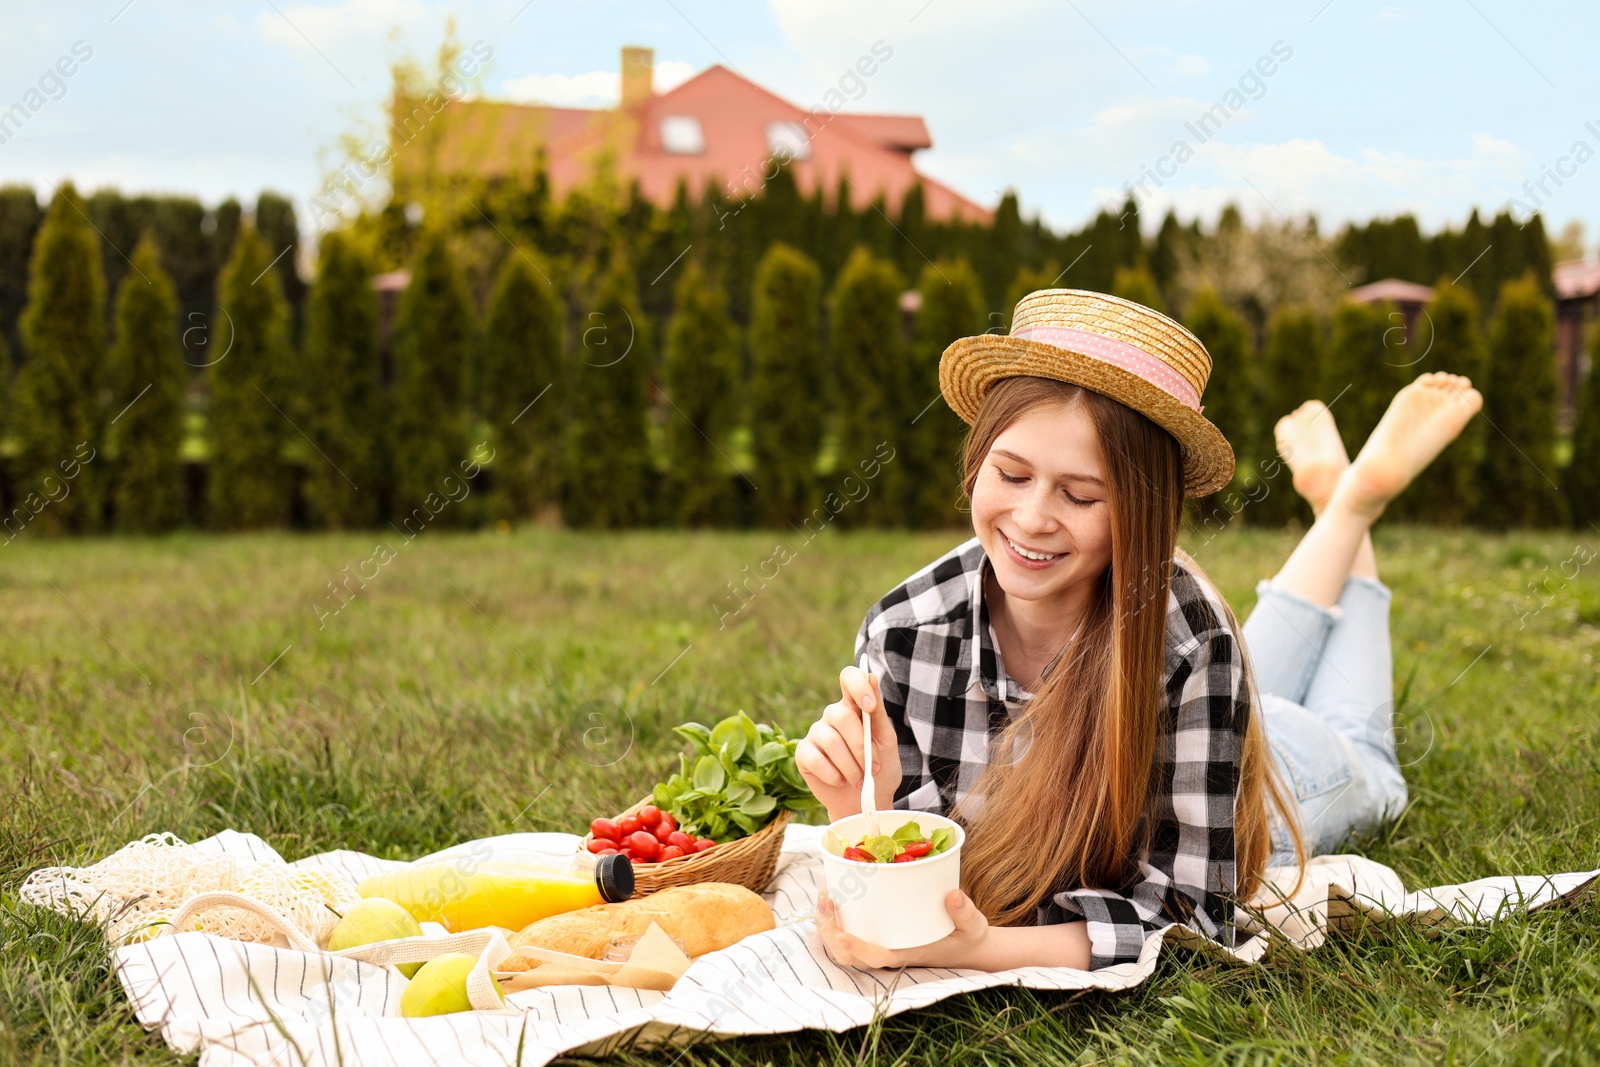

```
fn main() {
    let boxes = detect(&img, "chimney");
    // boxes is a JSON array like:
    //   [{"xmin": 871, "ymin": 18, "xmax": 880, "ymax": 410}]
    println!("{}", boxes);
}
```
[{"xmin": 620, "ymin": 46, "xmax": 653, "ymax": 109}]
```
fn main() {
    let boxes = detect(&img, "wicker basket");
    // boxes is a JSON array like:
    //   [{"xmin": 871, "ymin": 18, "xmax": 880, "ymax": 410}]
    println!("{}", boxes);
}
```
[{"xmin": 582, "ymin": 797, "xmax": 796, "ymax": 897}]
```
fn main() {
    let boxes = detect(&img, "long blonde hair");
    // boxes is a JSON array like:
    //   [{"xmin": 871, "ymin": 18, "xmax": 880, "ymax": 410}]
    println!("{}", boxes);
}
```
[{"xmin": 955, "ymin": 376, "xmax": 1303, "ymax": 927}]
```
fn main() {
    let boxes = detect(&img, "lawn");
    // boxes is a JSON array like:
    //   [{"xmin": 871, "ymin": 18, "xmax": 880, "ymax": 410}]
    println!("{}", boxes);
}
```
[{"xmin": 2, "ymin": 523, "xmax": 1598, "ymax": 1065}]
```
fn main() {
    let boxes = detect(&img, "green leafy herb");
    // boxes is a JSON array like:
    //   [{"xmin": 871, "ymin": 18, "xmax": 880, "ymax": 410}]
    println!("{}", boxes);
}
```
[
  {"xmin": 860, "ymin": 835, "xmax": 901, "ymax": 863},
  {"xmin": 650, "ymin": 710, "xmax": 822, "ymax": 843},
  {"xmin": 845, "ymin": 820, "xmax": 958, "ymax": 863}
]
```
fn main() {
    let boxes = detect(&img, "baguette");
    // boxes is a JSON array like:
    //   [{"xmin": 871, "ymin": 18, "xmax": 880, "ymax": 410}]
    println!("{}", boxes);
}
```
[{"xmin": 499, "ymin": 882, "xmax": 774, "ymax": 972}]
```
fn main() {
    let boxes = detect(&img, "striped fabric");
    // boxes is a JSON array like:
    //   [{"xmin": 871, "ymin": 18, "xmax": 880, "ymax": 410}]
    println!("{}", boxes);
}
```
[{"xmin": 104, "ymin": 828, "xmax": 1597, "ymax": 1066}]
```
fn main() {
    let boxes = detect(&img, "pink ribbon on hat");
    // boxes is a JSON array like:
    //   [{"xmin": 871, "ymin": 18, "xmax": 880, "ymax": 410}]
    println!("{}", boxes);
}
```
[{"xmin": 1011, "ymin": 325, "xmax": 1202, "ymax": 412}]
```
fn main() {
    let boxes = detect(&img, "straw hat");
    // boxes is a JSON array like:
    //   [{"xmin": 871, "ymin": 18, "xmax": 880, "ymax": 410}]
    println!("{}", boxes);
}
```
[{"xmin": 939, "ymin": 289, "xmax": 1235, "ymax": 497}]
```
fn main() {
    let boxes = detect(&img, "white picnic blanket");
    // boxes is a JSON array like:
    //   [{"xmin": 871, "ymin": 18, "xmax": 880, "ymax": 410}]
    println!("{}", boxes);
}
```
[{"xmin": 104, "ymin": 827, "xmax": 1596, "ymax": 1067}]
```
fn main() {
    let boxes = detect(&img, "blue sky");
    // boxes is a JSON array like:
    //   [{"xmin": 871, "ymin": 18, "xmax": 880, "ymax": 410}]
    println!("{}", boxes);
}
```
[{"xmin": 3, "ymin": 0, "xmax": 1598, "ymax": 246}]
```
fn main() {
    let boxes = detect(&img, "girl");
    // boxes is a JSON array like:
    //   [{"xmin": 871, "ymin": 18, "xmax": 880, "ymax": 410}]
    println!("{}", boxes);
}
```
[{"xmin": 796, "ymin": 289, "xmax": 1483, "ymax": 972}]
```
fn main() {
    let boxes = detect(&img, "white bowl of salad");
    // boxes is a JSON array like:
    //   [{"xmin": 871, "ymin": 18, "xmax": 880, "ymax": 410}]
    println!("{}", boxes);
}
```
[{"xmin": 817, "ymin": 809, "xmax": 964, "ymax": 950}]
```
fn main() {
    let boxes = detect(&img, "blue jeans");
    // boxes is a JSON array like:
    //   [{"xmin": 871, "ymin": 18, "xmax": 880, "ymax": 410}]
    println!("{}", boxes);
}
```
[{"xmin": 1240, "ymin": 575, "xmax": 1409, "ymax": 865}]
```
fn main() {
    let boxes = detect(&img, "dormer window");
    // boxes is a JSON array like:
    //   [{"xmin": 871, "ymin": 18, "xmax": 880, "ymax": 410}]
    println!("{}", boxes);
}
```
[
  {"xmin": 765, "ymin": 121, "xmax": 811, "ymax": 161},
  {"xmin": 660, "ymin": 115, "xmax": 704, "ymax": 155}
]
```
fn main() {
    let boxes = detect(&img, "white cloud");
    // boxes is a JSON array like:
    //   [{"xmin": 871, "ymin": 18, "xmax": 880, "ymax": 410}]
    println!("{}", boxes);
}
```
[
  {"xmin": 253, "ymin": 0, "xmax": 450, "ymax": 78},
  {"xmin": 1095, "ymin": 134, "xmax": 1532, "ymax": 230},
  {"xmin": 500, "ymin": 60, "xmax": 696, "ymax": 107}
]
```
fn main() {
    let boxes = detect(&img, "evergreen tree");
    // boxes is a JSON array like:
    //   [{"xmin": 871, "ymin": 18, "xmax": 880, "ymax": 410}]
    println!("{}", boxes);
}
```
[
  {"xmin": 978, "ymin": 192, "xmax": 1024, "ymax": 311},
  {"xmin": 109, "ymin": 234, "xmax": 185, "ymax": 532},
  {"xmin": 1409, "ymin": 282, "xmax": 1488, "ymax": 525},
  {"xmin": 14, "ymin": 182, "xmax": 107, "ymax": 534},
  {"xmin": 0, "ymin": 185, "xmax": 44, "ymax": 363},
  {"xmin": 661, "ymin": 260, "xmax": 739, "ymax": 526},
  {"xmin": 1185, "ymin": 286, "xmax": 1256, "ymax": 472},
  {"xmin": 1255, "ymin": 305, "xmax": 1323, "ymax": 526},
  {"xmin": 0, "ymin": 330, "xmax": 10, "ymax": 501},
  {"xmin": 1567, "ymin": 325, "xmax": 1600, "ymax": 529},
  {"xmin": 564, "ymin": 251, "xmax": 653, "ymax": 528},
  {"xmin": 300, "ymin": 231, "xmax": 383, "ymax": 528},
  {"xmin": 255, "ymin": 192, "xmax": 306, "ymax": 336},
  {"xmin": 1002, "ymin": 263, "xmax": 1059, "ymax": 330},
  {"xmin": 482, "ymin": 252, "xmax": 564, "ymax": 523},
  {"xmin": 829, "ymin": 247, "xmax": 906, "ymax": 526},
  {"xmin": 1321, "ymin": 300, "xmax": 1407, "ymax": 461},
  {"xmin": 894, "ymin": 183, "xmax": 928, "ymax": 284},
  {"xmin": 1457, "ymin": 209, "xmax": 1494, "ymax": 312},
  {"xmin": 1478, "ymin": 276, "xmax": 1563, "ymax": 527},
  {"xmin": 391, "ymin": 230, "xmax": 475, "ymax": 523},
  {"xmin": 208, "ymin": 223, "xmax": 294, "ymax": 528},
  {"xmin": 1111, "ymin": 266, "xmax": 1164, "ymax": 314},
  {"xmin": 747, "ymin": 243, "xmax": 824, "ymax": 527},
  {"xmin": 907, "ymin": 259, "xmax": 984, "ymax": 527},
  {"xmin": 1149, "ymin": 209, "xmax": 1185, "ymax": 303}
]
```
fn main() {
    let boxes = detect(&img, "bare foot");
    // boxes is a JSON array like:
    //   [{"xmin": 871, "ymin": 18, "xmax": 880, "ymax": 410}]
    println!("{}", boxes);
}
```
[
  {"xmin": 1336, "ymin": 372, "xmax": 1484, "ymax": 518},
  {"xmin": 1274, "ymin": 400, "xmax": 1349, "ymax": 515}
]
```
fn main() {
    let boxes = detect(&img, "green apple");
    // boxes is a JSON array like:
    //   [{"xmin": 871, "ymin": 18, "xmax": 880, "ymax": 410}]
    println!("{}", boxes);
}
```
[
  {"xmin": 327, "ymin": 897, "xmax": 425, "ymax": 978},
  {"xmin": 399, "ymin": 953, "xmax": 504, "ymax": 1017}
]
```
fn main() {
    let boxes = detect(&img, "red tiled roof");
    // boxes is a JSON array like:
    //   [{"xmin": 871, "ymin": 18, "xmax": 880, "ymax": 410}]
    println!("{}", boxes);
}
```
[
  {"xmin": 1347, "ymin": 278, "xmax": 1435, "ymax": 306},
  {"xmin": 393, "ymin": 64, "xmax": 990, "ymax": 224},
  {"xmin": 831, "ymin": 113, "xmax": 931, "ymax": 152},
  {"xmin": 1554, "ymin": 259, "xmax": 1600, "ymax": 301}
]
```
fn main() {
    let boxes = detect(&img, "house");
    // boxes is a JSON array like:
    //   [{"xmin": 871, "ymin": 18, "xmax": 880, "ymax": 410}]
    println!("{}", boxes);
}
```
[
  {"xmin": 389, "ymin": 46, "xmax": 991, "ymax": 224},
  {"xmin": 1554, "ymin": 258, "xmax": 1599, "ymax": 425},
  {"xmin": 1347, "ymin": 277, "xmax": 1434, "ymax": 346}
]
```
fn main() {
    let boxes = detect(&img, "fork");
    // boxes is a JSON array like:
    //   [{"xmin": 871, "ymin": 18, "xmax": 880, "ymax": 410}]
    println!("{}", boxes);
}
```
[{"xmin": 858, "ymin": 653, "xmax": 882, "ymax": 839}]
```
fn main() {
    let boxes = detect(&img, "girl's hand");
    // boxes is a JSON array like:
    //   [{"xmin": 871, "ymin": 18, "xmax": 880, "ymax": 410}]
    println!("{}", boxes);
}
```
[
  {"xmin": 815, "ymin": 888, "xmax": 990, "ymax": 970},
  {"xmin": 795, "ymin": 664, "xmax": 902, "ymax": 822}
]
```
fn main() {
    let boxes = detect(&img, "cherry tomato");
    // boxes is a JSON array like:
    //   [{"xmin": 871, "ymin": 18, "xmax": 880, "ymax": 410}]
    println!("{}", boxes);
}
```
[
  {"xmin": 637, "ymin": 805, "xmax": 661, "ymax": 824},
  {"xmin": 659, "ymin": 845, "xmax": 686, "ymax": 861},
  {"xmin": 666, "ymin": 830, "xmax": 694, "ymax": 850},
  {"xmin": 900, "ymin": 840, "xmax": 933, "ymax": 858},
  {"xmin": 655, "ymin": 812, "xmax": 678, "ymax": 835},
  {"xmin": 892, "ymin": 851, "xmax": 918, "ymax": 862},
  {"xmin": 652, "ymin": 822, "xmax": 674, "ymax": 843},
  {"xmin": 628, "ymin": 831, "xmax": 661, "ymax": 859},
  {"xmin": 589, "ymin": 818, "xmax": 621, "ymax": 841},
  {"xmin": 692, "ymin": 839, "xmax": 717, "ymax": 853},
  {"xmin": 617, "ymin": 815, "xmax": 643, "ymax": 837},
  {"xmin": 843, "ymin": 846, "xmax": 875, "ymax": 863},
  {"xmin": 586, "ymin": 837, "xmax": 616, "ymax": 854},
  {"xmin": 597, "ymin": 848, "xmax": 619, "ymax": 856}
]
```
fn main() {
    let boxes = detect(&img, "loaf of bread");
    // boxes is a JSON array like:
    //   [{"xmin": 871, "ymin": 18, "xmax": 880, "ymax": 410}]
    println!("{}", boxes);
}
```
[{"xmin": 498, "ymin": 882, "xmax": 774, "ymax": 972}]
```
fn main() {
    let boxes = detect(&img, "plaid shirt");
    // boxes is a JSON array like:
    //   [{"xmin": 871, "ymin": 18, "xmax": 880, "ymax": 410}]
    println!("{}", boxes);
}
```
[{"xmin": 853, "ymin": 536, "xmax": 1247, "ymax": 970}]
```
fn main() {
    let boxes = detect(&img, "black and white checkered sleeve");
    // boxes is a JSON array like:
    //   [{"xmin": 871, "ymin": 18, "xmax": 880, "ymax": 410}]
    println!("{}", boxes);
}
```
[{"xmin": 1041, "ymin": 580, "xmax": 1247, "ymax": 969}]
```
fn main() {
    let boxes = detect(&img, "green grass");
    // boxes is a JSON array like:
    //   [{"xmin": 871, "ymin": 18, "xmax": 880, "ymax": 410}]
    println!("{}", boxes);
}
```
[{"xmin": 2, "ymin": 524, "xmax": 1598, "ymax": 1065}]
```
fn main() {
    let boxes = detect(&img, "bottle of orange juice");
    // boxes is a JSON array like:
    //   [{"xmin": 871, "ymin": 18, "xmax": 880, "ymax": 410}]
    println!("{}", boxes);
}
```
[{"xmin": 358, "ymin": 847, "xmax": 633, "ymax": 932}]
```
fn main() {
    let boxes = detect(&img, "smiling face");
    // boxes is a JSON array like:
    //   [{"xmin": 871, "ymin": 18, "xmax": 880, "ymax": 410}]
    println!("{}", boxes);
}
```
[{"xmin": 969, "ymin": 397, "xmax": 1115, "ymax": 607}]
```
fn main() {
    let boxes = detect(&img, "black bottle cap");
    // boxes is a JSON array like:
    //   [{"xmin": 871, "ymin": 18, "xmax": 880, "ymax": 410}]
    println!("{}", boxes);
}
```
[{"xmin": 595, "ymin": 853, "xmax": 634, "ymax": 902}]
